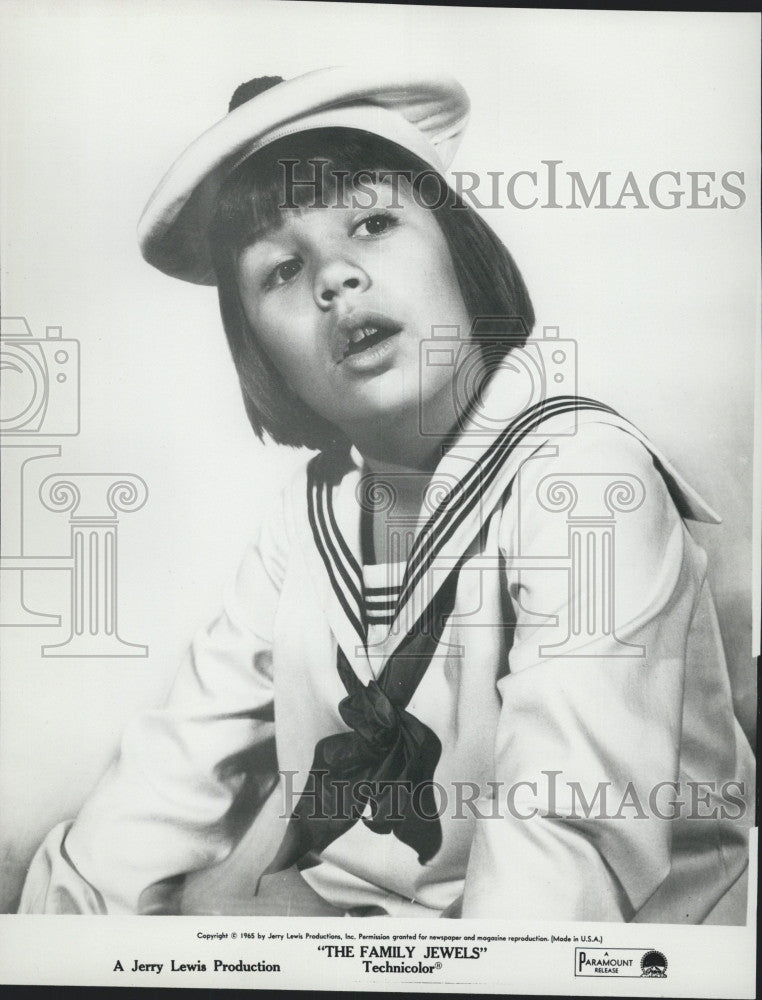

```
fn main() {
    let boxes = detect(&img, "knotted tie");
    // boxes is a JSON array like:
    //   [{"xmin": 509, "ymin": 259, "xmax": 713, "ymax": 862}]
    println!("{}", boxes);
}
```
[{"xmin": 261, "ymin": 570, "xmax": 459, "ymax": 877}]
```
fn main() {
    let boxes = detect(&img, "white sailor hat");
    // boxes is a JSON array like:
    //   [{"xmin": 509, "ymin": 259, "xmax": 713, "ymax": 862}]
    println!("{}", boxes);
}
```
[{"xmin": 137, "ymin": 66, "xmax": 470, "ymax": 285}]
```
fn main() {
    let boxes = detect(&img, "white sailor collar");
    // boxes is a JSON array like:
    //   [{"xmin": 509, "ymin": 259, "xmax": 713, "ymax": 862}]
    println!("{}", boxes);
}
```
[{"xmin": 293, "ymin": 363, "xmax": 719, "ymax": 681}]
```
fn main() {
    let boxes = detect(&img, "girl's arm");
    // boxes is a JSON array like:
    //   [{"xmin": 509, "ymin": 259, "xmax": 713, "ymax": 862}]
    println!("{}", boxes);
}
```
[
  {"xmin": 460, "ymin": 422, "xmax": 748, "ymax": 920},
  {"xmin": 18, "ymin": 493, "xmax": 289, "ymax": 915}
]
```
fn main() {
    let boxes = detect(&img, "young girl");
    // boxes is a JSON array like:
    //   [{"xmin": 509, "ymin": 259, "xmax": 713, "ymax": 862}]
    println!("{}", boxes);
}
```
[{"xmin": 19, "ymin": 67, "xmax": 754, "ymax": 921}]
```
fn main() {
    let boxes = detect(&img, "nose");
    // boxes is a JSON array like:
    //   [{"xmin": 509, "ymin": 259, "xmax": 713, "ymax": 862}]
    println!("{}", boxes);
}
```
[{"xmin": 313, "ymin": 257, "xmax": 370, "ymax": 309}]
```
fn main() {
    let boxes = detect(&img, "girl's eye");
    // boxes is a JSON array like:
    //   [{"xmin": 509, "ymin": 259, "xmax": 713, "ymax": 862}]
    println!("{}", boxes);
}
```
[
  {"xmin": 354, "ymin": 212, "xmax": 398, "ymax": 237},
  {"xmin": 268, "ymin": 259, "xmax": 302, "ymax": 288}
]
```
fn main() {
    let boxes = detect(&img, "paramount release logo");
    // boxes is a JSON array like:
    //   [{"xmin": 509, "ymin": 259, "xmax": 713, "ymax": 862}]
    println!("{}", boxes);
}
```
[
  {"xmin": 575, "ymin": 948, "xmax": 668, "ymax": 978},
  {"xmin": 640, "ymin": 951, "xmax": 668, "ymax": 978}
]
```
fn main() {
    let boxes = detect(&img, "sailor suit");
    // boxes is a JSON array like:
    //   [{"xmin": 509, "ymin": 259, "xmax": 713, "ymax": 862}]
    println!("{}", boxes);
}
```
[{"xmin": 19, "ymin": 366, "xmax": 755, "ymax": 921}]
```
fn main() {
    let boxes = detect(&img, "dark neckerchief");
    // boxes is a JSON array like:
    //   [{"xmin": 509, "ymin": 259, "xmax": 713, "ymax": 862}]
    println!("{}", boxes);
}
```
[{"xmin": 260, "ymin": 565, "xmax": 461, "ymax": 879}]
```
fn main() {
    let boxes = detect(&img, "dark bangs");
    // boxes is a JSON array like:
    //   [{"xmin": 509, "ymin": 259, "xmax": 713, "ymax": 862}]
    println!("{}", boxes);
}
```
[
  {"xmin": 209, "ymin": 129, "xmax": 430, "ymax": 263},
  {"xmin": 207, "ymin": 127, "xmax": 535, "ymax": 451}
]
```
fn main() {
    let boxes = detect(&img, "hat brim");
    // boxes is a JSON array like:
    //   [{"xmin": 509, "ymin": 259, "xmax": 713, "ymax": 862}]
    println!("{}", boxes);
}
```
[{"xmin": 137, "ymin": 66, "xmax": 470, "ymax": 285}]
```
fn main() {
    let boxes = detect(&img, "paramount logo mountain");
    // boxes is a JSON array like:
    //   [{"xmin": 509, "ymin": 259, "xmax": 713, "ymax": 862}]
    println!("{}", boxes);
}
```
[{"xmin": 575, "ymin": 947, "xmax": 666, "ymax": 978}]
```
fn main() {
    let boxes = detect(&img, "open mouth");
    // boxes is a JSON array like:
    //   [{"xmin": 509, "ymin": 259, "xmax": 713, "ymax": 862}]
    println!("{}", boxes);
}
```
[{"xmin": 343, "ymin": 322, "xmax": 402, "ymax": 360}]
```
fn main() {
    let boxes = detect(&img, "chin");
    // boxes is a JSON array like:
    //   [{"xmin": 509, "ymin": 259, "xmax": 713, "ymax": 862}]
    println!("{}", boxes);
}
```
[{"xmin": 333, "ymin": 389, "xmax": 418, "ymax": 429}]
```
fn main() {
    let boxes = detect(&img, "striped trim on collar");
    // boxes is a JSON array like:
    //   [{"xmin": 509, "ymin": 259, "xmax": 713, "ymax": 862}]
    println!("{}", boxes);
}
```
[
  {"xmin": 306, "ymin": 395, "xmax": 620, "ymax": 649},
  {"xmin": 307, "ymin": 455, "xmax": 366, "ymax": 645},
  {"xmin": 394, "ymin": 395, "xmax": 618, "ymax": 616}
]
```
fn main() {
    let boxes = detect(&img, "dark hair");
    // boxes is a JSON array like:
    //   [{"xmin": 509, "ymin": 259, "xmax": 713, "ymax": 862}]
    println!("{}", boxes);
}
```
[{"xmin": 208, "ymin": 127, "xmax": 535, "ymax": 451}]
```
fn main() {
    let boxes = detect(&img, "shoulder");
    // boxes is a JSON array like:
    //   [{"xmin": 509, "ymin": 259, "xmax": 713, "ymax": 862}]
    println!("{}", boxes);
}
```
[
  {"xmin": 546, "ymin": 417, "xmax": 662, "ymax": 477},
  {"xmin": 257, "ymin": 453, "xmax": 315, "ymax": 572},
  {"xmin": 500, "ymin": 417, "xmax": 685, "ymax": 580},
  {"xmin": 231, "ymin": 452, "xmax": 314, "ymax": 595},
  {"xmin": 255, "ymin": 446, "xmax": 356, "ymax": 571},
  {"xmin": 520, "ymin": 409, "xmax": 678, "ymax": 482},
  {"xmin": 495, "ymin": 417, "xmax": 707, "ymax": 633},
  {"xmin": 505, "ymin": 416, "xmax": 672, "ymax": 509}
]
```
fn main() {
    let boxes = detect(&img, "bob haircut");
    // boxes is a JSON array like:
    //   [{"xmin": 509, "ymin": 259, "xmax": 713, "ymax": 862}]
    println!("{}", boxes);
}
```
[{"xmin": 208, "ymin": 127, "xmax": 535, "ymax": 452}]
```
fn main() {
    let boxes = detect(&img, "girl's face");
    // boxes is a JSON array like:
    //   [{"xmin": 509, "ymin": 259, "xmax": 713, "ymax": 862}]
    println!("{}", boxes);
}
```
[{"xmin": 236, "ymin": 180, "xmax": 473, "ymax": 443}]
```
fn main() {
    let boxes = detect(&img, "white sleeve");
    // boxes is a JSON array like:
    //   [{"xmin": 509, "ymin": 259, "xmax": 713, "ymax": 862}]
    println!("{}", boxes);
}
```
[
  {"xmin": 18, "ymin": 496, "xmax": 289, "ymax": 915},
  {"xmin": 461, "ymin": 423, "xmax": 697, "ymax": 920}
]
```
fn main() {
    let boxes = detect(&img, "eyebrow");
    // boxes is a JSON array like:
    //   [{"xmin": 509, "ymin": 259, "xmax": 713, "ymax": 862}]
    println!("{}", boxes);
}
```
[
  {"xmin": 241, "ymin": 202, "xmax": 324, "ymax": 250},
  {"xmin": 238, "ymin": 182, "xmax": 409, "ymax": 260},
  {"xmin": 237, "ymin": 216, "xmax": 296, "ymax": 261}
]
